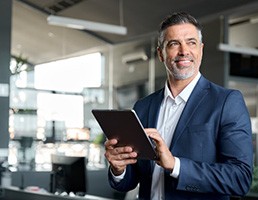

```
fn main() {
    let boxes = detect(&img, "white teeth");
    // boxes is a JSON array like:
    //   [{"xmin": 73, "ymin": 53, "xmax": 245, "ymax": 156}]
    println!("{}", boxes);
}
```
[{"xmin": 178, "ymin": 60, "xmax": 190, "ymax": 63}]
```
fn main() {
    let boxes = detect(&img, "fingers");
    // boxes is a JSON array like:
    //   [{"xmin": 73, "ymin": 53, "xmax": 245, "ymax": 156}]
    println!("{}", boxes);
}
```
[
  {"xmin": 144, "ymin": 128, "xmax": 175, "ymax": 170},
  {"xmin": 144, "ymin": 128, "xmax": 163, "ymax": 145},
  {"xmin": 104, "ymin": 139, "xmax": 138, "ymax": 175},
  {"xmin": 105, "ymin": 145, "xmax": 137, "ymax": 160},
  {"xmin": 104, "ymin": 138, "xmax": 118, "ymax": 149},
  {"xmin": 110, "ymin": 157, "xmax": 137, "ymax": 176},
  {"xmin": 105, "ymin": 139, "xmax": 136, "ymax": 156}
]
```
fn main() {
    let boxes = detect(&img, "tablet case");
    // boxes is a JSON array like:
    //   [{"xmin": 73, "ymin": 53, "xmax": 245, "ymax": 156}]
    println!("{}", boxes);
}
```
[{"xmin": 92, "ymin": 109, "xmax": 158, "ymax": 160}]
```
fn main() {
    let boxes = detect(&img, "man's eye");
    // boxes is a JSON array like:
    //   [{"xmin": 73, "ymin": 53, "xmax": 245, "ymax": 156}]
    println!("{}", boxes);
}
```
[
  {"xmin": 188, "ymin": 41, "xmax": 197, "ymax": 46},
  {"xmin": 167, "ymin": 42, "xmax": 178, "ymax": 47}
]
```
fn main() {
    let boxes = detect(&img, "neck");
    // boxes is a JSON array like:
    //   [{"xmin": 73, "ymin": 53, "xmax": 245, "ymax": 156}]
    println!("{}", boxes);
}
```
[{"xmin": 167, "ymin": 75, "xmax": 196, "ymax": 97}]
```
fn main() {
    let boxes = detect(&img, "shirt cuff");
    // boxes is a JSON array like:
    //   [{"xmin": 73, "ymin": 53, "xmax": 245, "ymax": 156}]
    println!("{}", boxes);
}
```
[
  {"xmin": 110, "ymin": 168, "xmax": 126, "ymax": 182},
  {"xmin": 170, "ymin": 157, "xmax": 180, "ymax": 178}
]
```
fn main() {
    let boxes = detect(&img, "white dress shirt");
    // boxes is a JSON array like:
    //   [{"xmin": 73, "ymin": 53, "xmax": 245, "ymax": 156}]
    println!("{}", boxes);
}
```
[
  {"xmin": 151, "ymin": 73, "xmax": 201, "ymax": 199},
  {"xmin": 112, "ymin": 73, "xmax": 201, "ymax": 200}
]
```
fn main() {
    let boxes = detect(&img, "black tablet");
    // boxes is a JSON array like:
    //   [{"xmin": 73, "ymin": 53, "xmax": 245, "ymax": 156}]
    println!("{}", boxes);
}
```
[{"xmin": 92, "ymin": 109, "xmax": 158, "ymax": 160}]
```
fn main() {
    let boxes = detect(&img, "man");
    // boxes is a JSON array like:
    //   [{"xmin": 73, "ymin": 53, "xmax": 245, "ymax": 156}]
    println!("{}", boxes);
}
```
[{"xmin": 104, "ymin": 12, "xmax": 253, "ymax": 200}]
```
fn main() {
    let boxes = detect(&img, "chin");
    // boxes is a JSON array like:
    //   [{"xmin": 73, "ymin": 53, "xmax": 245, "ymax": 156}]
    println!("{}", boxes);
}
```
[{"xmin": 174, "ymin": 70, "xmax": 195, "ymax": 80}]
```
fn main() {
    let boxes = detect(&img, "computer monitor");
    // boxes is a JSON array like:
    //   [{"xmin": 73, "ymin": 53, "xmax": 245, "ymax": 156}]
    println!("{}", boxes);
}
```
[
  {"xmin": 229, "ymin": 52, "xmax": 258, "ymax": 78},
  {"xmin": 51, "ymin": 154, "xmax": 87, "ymax": 195}
]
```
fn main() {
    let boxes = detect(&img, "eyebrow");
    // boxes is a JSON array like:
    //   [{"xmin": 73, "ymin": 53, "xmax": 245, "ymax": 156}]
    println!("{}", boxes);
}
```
[
  {"xmin": 187, "ymin": 38, "xmax": 198, "ymax": 42},
  {"xmin": 166, "ymin": 37, "xmax": 198, "ymax": 44}
]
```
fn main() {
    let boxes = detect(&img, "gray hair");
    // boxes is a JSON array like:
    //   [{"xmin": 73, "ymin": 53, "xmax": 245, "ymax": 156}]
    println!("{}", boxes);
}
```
[{"xmin": 158, "ymin": 12, "xmax": 203, "ymax": 49}]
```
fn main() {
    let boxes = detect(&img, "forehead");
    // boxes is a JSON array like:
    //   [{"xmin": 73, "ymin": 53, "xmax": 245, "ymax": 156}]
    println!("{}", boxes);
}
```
[{"xmin": 163, "ymin": 23, "xmax": 200, "ymax": 40}]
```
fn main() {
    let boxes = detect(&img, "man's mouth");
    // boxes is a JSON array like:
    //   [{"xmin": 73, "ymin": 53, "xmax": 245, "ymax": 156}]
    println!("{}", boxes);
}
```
[
  {"xmin": 175, "ymin": 60, "xmax": 192, "ymax": 64},
  {"xmin": 174, "ymin": 56, "xmax": 193, "ymax": 63},
  {"xmin": 174, "ymin": 59, "xmax": 193, "ymax": 67}
]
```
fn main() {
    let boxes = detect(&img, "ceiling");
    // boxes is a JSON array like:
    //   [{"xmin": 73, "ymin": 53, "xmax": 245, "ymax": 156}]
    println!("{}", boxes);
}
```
[{"xmin": 12, "ymin": 0, "xmax": 258, "ymax": 65}]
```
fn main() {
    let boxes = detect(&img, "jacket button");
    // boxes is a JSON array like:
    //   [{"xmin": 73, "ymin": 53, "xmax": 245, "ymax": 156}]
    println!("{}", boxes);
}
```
[{"xmin": 185, "ymin": 185, "xmax": 191, "ymax": 191}]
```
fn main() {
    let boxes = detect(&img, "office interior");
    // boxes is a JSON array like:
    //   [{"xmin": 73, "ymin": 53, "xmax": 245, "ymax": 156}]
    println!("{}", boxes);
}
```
[{"xmin": 1, "ymin": 0, "xmax": 258, "ymax": 199}]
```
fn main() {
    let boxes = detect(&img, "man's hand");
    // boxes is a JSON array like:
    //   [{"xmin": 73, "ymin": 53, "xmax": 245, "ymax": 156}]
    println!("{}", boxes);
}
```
[
  {"xmin": 104, "ymin": 139, "xmax": 138, "ymax": 176},
  {"xmin": 145, "ymin": 128, "xmax": 175, "ymax": 171}
]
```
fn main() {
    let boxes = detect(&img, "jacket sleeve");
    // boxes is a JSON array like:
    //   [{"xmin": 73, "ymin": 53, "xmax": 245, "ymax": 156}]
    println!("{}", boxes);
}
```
[
  {"xmin": 108, "ymin": 163, "xmax": 140, "ymax": 192},
  {"xmin": 175, "ymin": 90, "xmax": 253, "ymax": 196}
]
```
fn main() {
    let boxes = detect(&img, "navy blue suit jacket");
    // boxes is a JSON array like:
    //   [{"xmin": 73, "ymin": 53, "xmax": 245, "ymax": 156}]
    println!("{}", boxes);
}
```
[{"xmin": 109, "ymin": 76, "xmax": 253, "ymax": 200}]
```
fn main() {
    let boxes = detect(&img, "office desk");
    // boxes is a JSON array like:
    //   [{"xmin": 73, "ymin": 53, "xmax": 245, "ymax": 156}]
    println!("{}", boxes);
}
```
[
  {"xmin": 11, "ymin": 168, "xmax": 125, "ymax": 199},
  {"xmin": 0, "ymin": 187, "xmax": 114, "ymax": 200}
]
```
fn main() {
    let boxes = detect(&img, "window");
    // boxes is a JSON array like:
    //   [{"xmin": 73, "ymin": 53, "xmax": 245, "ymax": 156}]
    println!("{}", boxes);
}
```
[
  {"xmin": 9, "ymin": 52, "xmax": 103, "ymax": 168},
  {"xmin": 10, "ymin": 52, "xmax": 103, "ymax": 140},
  {"xmin": 35, "ymin": 52, "xmax": 102, "ymax": 93}
]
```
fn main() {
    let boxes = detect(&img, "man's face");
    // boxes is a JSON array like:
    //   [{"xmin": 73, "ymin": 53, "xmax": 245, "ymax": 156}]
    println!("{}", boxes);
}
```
[{"xmin": 158, "ymin": 23, "xmax": 204, "ymax": 80}]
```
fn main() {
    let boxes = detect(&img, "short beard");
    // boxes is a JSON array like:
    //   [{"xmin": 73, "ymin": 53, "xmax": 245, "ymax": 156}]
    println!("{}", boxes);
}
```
[
  {"xmin": 173, "ymin": 68, "xmax": 195, "ymax": 80},
  {"xmin": 166, "ymin": 64, "xmax": 195, "ymax": 80}
]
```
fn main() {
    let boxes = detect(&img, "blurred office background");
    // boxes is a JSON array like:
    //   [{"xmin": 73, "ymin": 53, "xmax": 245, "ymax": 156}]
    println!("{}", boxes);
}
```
[{"xmin": 0, "ymin": 0, "xmax": 258, "ymax": 199}]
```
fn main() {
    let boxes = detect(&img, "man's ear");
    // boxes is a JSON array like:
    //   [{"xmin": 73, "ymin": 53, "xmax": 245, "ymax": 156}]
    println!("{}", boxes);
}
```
[{"xmin": 157, "ymin": 47, "xmax": 164, "ymax": 62}]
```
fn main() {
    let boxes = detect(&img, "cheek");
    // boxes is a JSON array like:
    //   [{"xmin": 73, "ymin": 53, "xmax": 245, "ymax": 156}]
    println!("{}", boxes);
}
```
[{"xmin": 164, "ymin": 50, "xmax": 176, "ymax": 61}]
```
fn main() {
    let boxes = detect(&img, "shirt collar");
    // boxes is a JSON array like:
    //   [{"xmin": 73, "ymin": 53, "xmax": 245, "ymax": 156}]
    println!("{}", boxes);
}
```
[{"xmin": 164, "ymin": 72, "xmax": 201, "ymax": 103}]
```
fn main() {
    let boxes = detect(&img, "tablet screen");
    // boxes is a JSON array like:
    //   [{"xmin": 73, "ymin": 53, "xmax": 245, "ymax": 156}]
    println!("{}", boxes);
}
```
[{"xmin": 92, "ymin": 109, "xmax": 158, "ymax": 160}]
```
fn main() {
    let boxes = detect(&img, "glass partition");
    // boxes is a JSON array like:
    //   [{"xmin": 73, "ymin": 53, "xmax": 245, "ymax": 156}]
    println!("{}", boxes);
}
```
[{"xmin": 8, "ymin": 52, "xmax": 106, "ymax": 171}]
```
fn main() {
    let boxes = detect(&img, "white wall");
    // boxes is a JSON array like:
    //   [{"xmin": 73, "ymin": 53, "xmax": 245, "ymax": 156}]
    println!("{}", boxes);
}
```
[{"xmin": 229, "ymin": 22, "xmax": 258, "ymax": 48}]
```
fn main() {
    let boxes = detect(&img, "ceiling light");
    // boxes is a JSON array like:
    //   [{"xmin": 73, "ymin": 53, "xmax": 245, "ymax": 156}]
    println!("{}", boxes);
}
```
[
  {"xmin": 218, "ymin": 43, "xmax": 258, "ymax": 56},
  {"xmin": 250, "ymin": 16, "xmax": 258, "ymax": 24},
  {"xmin": 122, "ymin": 50, "xmax": 149, "ymax": 64},
  {"xmin": 47, "ymin": 15, "xmax": 127, "ymax": 35}
]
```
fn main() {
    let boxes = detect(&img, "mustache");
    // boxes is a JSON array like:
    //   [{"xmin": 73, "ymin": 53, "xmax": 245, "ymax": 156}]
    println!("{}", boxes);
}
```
[{"xmin": 173, "ymin": 56, "xmax": 194, "ymax": 63}]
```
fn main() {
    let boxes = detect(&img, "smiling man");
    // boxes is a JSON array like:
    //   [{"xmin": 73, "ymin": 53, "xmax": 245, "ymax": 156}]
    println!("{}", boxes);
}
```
[
  {"xmin": 104, "ymin": 12, "xmax": 253, "ymax": 200},
  {"xmin": 157, "ymin": 21, "xmax": 204, "ymax": 96}
]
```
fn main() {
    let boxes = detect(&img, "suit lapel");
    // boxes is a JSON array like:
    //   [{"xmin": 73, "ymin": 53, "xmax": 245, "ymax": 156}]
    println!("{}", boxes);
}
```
[
  {"xmin": 145, "ymin": 89, "xmax": 164, "ymax": 171},
  {"xmin": 148, "ymin": 88, "xmax": 164, "ymax": 128},
  {"xmin": 170, "ymin": 76, "xmax": 210, "ymax": 148}
]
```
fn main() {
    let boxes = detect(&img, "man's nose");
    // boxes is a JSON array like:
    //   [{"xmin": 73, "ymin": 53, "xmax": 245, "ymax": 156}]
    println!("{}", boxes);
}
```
[{"xmin": 178, "ymin": 43, "xmax": 189, "ymax": 55}]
